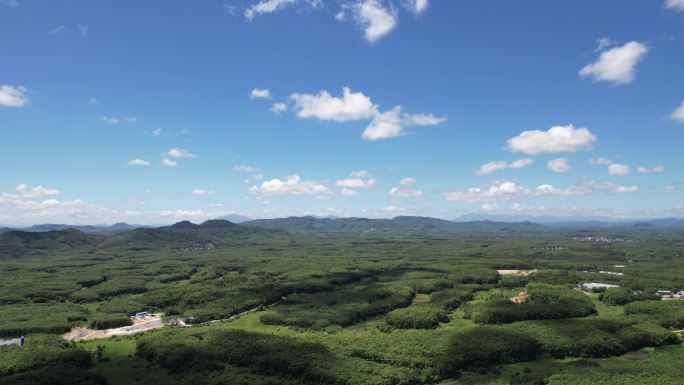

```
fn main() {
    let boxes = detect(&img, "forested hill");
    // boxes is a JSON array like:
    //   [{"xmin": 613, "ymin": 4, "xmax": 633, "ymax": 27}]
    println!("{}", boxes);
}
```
[
  {"xmin": 0, "ymin": 220, "xmax": 285, "ymax": 258},
  {"xmin": 0, "ymin": 228, "xmax": 103, "ymax": 258},
  {"xmin": 242, "ymin": 215, "xmax": 544, "ymax": 235}
]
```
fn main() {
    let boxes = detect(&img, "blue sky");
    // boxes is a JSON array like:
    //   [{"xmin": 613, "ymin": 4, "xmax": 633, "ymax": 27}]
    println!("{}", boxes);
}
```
[{"xmin": 1, "ymin": 0, "xmax": 684, "ymax": 225}]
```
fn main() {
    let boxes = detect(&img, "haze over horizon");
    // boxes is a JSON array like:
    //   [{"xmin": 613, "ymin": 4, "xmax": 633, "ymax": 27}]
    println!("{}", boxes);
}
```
[{"xmin": 2, "ymin": 0, "xmax": 684, "ymax": 226}]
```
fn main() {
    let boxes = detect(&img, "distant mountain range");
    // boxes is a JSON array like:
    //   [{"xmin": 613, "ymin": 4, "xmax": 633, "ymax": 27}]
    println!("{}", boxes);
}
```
[
  {"xmin": 454, "ymin": 214, "xmax": 684, "ymax": 228},
  {"xmin": 3, "ymin": 215, "xmax": 684, "ymax": 259},
  {"xmin": 10, "ymin": 222, "xmax": 140, "ymax": 233},
  {"xmin": 242, "ymin": 215, "xmax": 543, "ymax": 235},
  {"xmin": 216, "ymin": 214, "xmax": 252, "ymax": 224}
]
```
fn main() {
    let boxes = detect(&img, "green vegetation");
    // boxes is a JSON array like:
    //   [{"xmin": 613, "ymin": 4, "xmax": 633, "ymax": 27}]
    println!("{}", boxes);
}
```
[
  {"xmin": 1, "ymin": 218, "xmax": 684, "ymax": 384},
  {"xmin": 463, "ymin": 284, "xmax": 597, "ymax": 324}
]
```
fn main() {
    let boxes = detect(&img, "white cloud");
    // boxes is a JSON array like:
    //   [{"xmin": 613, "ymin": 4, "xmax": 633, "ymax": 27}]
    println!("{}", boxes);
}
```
[
  {"xmin": 608, "ymin": 163, "xmax": 631, "ymax": 176},
  {"xmin": 234, "ymin": 165, "xmax": 261, "ymax": 173},
  {"xmin": 192, "ymin": 189, "xmax": 215, "ymax": 196},
  {"xmin": 244, "ymin": 0, "xmax": 323, "ymax": 19},
  {"xmin": 505, "ymin": 125, "xmax": 596, "ymax": 155},
  {"xmin": 389, "ymin": 187, "xmax": 422, "ymax": 198},
  {"xmin": 348, "ymin": 0, "xmax": 398, "ymax": 43},
  {"xmin": 589, "ymin": 157, "xmax": 613, "ymax": 165},
  {"xmin": 88, "ymin": 97, "xmax": 99, "ymax": 105},
  {"xmin": 351, "ymin": 170, "xmax": 370, "ymax": 178},
  {"xmin": 100, "ymin": 115, "xmax": 137, "ymax": 125},
  {"xmin": 249, "ymin": 175, "xmax": 330, "ymax": 197},
  {"xmin": 291, "ymin": 87, "xmax": 376, "ymax": 122},
  {"xmin": 474, "ymin": 161, "xmax": 508, "ymax": 176},
  {"xmin": 51, "ymin": 25, "xmax": 66, "ymax": 34},
  {"xmin": 443, "ymin": 181, "xmax": 527, "ymax": 203},
  {"xmin": 406, "ymin": 0, "xmax": 428, "ymax": 14},
  {"xmin": 288, "ymin": 87, "xmax": 445, "ymax": 140},
  {"xmin": 270, "ymin": 102, "xmax": 288, "ymax": 114},
  {"xmin": 4, "ymin": 0, "xmax": 18, "ymax": 8},
  {"xmin": 250, "ymin": 87, "xmax": 272, "ymax": 99},
  {"xmin": 153, "ymin": 128, "xmax": 162, "ymax": 136},
  {"xmin": 336, "ymin": 170, "xmax": 376, "ymax": 188},
  {"xmin": 383, "ymin": 205, "xmax": 407, "ymax": 213},
  {"xmin": 362, "ymin": 106, "xmax": 446, "ymax": 140},
  {"xmin": 245, "ymin": 0, "xmax": 297, "ymax": 20},
  {"xmin": 670, "ymin": 101, "xmax": 684, "ymax": 123},
  {"xmin": 400, "ymin": 177, "xmax": 416, "ymax": 185},
  {"xmin": 535, "ymin": 181, "xmax": 638, "ymax": 196},
  {"xmin": 0, "ymin": 85, "xmax": 28, "ymax": 107},
  {"xmin": 509, "ymin": 158, "xmax": 534, "ymax": 169},
  {"xmin": 341, "ymin": 188, "xmax": 360, "ymax": 196},
  {"xmin": 665, "ymin": 0, "xmax": 684, "ymax": 11},
  {"xmin": 595, "ymin": 37, "xmax": 612, "ymax": 52},
  {"xmin": 579, "ymin": 41, "xmax": 649, "ymax": 85},
  {"xmin": 15, "ymin": 184, "xmax": 60, "ymax": 198},
  {"xmin": 474, "ymin": 158, "xmax": 534, "ymax": 176},
  {"xmin": 161, "ymin": 158, "xmax": 177, "ymax": 167},
  {"xmin": 637, "ymin": 166, "xmax": 665, "ymax": 173},
  {"xmin": 336, "ymin": 178, "xmax": 376, "ymax": 188},
  {"xmin": 78, "ymin": 25, "xmax": 88, "ymax": 36},
  {"xmin": 129, "ymin": 158, "xmax": 150, "ymax": 166},
  {"xmin": 168, "ymin": 148, "xmax": 196, "ymax": 158},
  {"xmin": 547, "ymin": 158, "xmax": 570, "ymax": 173}
]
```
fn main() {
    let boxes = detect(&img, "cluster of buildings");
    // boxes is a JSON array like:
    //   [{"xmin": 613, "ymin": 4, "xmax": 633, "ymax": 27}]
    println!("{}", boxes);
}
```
[
  {"xmin": 657, "ymin": 290, "xmax": 684, "ymax": 300},
  {"xmin": 571, "ymin": 236, "xmax": 637, "ymax": 243}
]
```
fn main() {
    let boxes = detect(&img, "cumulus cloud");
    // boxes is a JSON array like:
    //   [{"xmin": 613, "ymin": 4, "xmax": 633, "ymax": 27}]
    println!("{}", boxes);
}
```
[
  {"xmin": 589, "ymin": 157, "xmax": 613, "ymax": 165},
  {"xmin": 608, "ymin": 163, "xmax": 631, "ymax": 176},
  {"xmin": 129, "ymin": 158, "xmax": 150, "ymax": 166},
  {"xmin": 15, "ymin": 184, "xmax": 60, "ymax": 198},
  {"xmin": 637, "ymin": 166, "xmax": 665, "ymax": 173},
  {"xmin": 362, "ymin": 106, "xmax": 446, "ymax": 140},
  {"xmin": 474, "ymin": 161, "xmax": 508, "ymax": 176},
  {"xmin": 270, "ymin": 102, "xmax": 288, "ymax": 114},
  {"xmin": 245, "ymin": 0, "xmax": 297, "ymax": 20},
  {"xmin": 505, "ymin": 125, "xmax": 596, "ymax": 155},
  {"xmin": 579, "ymin": 41, "xmax": 649, "ymax": 85},
  {"xmin": 443, "ymin": 181, "xmax": 527, "ymax": 203},
  {"xmin": 250, "ymin": 87, "xmax": 272, "ymax": 99},
  {"xmin": 547, "ymin": 158, "xmax": 570, "ymax": 173},
  {"xmin": 400, "ymin": 177, "xmax": 416, "ymax": 186},
  {"xmin": 291, "ymin": 87, "xmax": 376, "ymax": 122},
  {"xmin": 535, "ymin": 181, "xmax": 638, "ymax": 196},
  {"xmin": 192, "ymin": 189, "xmax": 215, "ymax": 196},
  {"xmin": 670, "ymin": 101, "xmax": 684, "ymax": 123},
  {"xmin": 474, "ymin": 158, "xmax": 533, "ymax": 176},
  {"xmin": 346, "ymin": 0, "xmax": 398, "ymax": 43},
  {"xmin": 234, "ymin": 165, "xmax": 261, "ymax": 173},
  {"xmin": 405, "ymin": 0, "xmax": 428, "ymax": 14},
  {"xmin": 336, "ymin": 171, "xmax": 376, "ymax": 188},
  {"xmin": 665, "ymin": 0, "xmax": 684, "ymax": 11},
  {"xmin": 289, "ymin": 87, "xmax": 445, "ymax": 140},
  {"xmin": 443, "ymin": 179, "xmax": 638, "ymax": 203},
  {"xmin": 341, "ymin": 188, "xmax": 360, "ymax": 196},
  {"xmin": 161, "ymin": 158, "xmax": 177, "ymax": 167},
  {"xmin": 249, "ymin": 175, "xmax": 330, "ymax": 197},
  {"xmin": 389, "ymin": 187, "xmax": 422, "ymax": 198},
  {"xmin": 168, "ymin": 148, "xmax": 196, "ymax": 158},
  {"xmin": 0, "ymin": 85, "xmax": 28, "ymax": 107}
]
